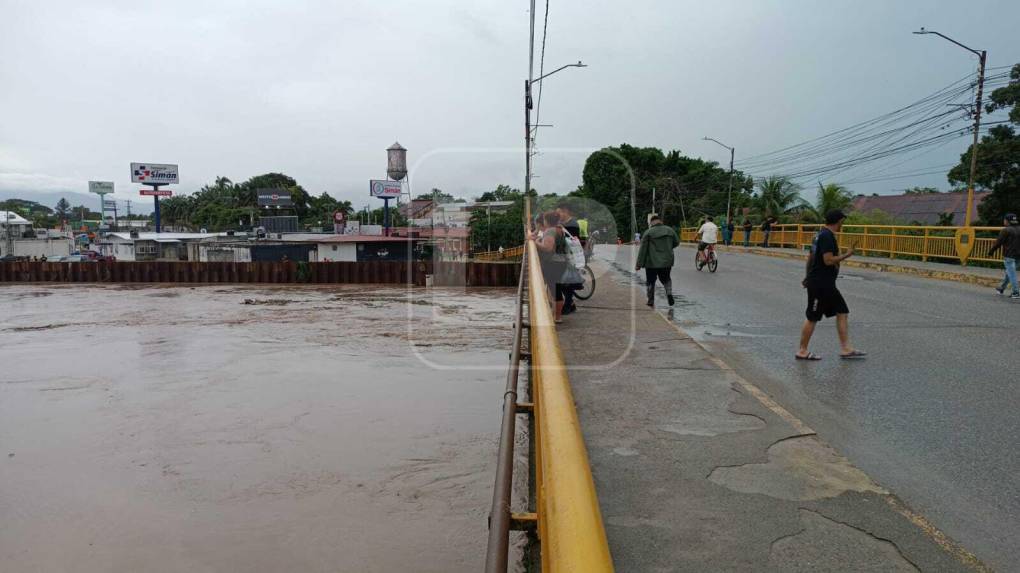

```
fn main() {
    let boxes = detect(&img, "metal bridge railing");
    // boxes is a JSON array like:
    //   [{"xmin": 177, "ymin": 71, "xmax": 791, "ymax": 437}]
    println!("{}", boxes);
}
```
[
  {"xmin": 485, "ymin": 240, "xmax": 613, "ymax": 573},
  {"xmin": 474, "ymin": 245, "xmax": 526, "ymax": 261},
  {"xmin": 680, "ymin": 224, "xmax": 1005, "ymax": 265}
]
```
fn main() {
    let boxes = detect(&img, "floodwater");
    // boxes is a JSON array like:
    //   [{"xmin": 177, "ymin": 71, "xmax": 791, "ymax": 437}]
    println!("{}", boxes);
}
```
[{"xmin": 0, "ymin": 284, "xmax": 517, "ymax": 572}]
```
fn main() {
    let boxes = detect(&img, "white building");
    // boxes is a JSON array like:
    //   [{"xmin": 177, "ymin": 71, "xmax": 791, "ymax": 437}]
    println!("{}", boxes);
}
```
[
  {"xmin": 1, "ymin": 211, "xmax": 74, "ymax": 259},
  {"xmin": 96, "ymin": 232, "xmax": 247, "ymax": 261}
]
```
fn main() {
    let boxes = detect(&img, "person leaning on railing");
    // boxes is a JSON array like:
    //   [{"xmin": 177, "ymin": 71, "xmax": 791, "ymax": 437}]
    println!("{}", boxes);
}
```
[
  {"xmin": 989, "ymin": 212, "xmax": 1020, "ymax": 299},
  {"xmin": 530, "ymin": 211, "xmax": 569, "ymax": 323}
]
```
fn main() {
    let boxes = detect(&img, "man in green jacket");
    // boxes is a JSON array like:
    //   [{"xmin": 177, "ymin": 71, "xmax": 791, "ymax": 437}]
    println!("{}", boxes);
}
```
[{"xmin": 635, "ymin": 215, "xmax": 679, "ymax": 307}]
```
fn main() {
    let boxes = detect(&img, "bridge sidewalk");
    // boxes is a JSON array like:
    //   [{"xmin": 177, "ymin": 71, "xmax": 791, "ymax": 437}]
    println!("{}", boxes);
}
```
[
  {"xmin": 554, "ymin": 256, "xmax": 987, "ymax": 572},
  {"xmin": 703, "ymin": 243, "xmax": 1004, "ymax": 288}
]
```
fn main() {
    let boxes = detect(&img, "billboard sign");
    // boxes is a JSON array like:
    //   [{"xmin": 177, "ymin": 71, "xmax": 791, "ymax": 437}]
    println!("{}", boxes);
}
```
[
  {"xmin": 257, "ymin": 189, "xmax": 293, "ymax": 207},
  {"xmin": 89, "ymin": 181, "xmax": 115, "ymax": 195},
  {"xmin": 370, "ymin": 179, "xmax": 402, "ymax": 199},
  {"xmin": 131, "ymin": 163, "xmax": 179, "ymax": 184},
  {"xmin": 140, "ymin": 189, "xmax": 173, "ymax": 197}
]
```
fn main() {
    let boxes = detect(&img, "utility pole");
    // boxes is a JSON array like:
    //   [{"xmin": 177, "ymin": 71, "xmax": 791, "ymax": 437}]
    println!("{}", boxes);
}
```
[
  {"xmin": 914, "ymin": 28, "xmax": 986, "ymax": 226},
  {"xmin": 703, "ymin": 137, "xmax": 736, "ymax": 223},
  {"xmin": 125, "ymin": 200, "xmax": 132, "ymax": 218}
]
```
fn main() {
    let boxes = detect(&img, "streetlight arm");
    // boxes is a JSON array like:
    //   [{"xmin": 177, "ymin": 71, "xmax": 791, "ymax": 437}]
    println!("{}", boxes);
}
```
[
  {"xmin": 532, "ymin": 61, "xmax": 587, "ymax": 84},
  {"xmin": 702, "ymin": 136, "xmax": 734, "ymax": 152},
  {"xmin": 913, "ymin": 29, "xmax": 982, "ymax": 58}
]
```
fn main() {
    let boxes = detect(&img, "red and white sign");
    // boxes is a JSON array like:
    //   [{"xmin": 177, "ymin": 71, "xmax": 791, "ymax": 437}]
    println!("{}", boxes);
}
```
[
  {"xmin": 370, "ymin": 179, "xmax": 402, "ymax": 198},
  {"xmin": 140, "ymin": 189, "xmax": 173, "ymax": 197}
]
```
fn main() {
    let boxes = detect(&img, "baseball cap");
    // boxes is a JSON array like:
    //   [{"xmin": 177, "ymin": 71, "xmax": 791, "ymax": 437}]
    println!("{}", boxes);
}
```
[
  {"xmin": 1005, "ymin": 213, "xmax": 1018, "ymax": 224},
  {"xmin": 825, "ymin": 209, "xmax": 847, "ymax": 225}
]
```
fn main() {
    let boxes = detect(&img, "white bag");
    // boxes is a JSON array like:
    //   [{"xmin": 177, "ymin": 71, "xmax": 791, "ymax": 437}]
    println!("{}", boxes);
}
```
[{"xmin": 562, "ymin": 228, "xmax": 586, "ymax": 269}]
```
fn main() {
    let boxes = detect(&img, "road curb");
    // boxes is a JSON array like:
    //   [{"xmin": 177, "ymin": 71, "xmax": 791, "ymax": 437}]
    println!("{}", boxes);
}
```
[{"xmin": 698, "ymin": 244, "xmax": 1002, "ymax": 288}]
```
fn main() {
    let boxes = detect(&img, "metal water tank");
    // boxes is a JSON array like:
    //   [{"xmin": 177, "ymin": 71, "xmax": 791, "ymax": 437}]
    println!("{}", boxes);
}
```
[{"xmin": 387, "ymin": 142, "xmax": 407, "ymax": 181}]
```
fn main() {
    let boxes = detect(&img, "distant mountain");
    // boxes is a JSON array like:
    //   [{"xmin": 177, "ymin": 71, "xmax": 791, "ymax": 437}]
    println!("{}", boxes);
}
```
[{"xmin": 0, "ymin": 190, "xmax": 153, "ymax": 214}]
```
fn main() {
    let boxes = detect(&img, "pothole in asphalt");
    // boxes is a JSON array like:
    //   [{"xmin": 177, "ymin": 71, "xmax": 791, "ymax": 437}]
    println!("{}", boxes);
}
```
[{"xmin": 708, "ymin": 435, "xmax": 887, "ymax": 501}]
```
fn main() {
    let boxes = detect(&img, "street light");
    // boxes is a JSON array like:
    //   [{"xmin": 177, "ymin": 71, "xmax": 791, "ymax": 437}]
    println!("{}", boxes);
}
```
[
  {"xmin": 703, "ymin": 136, "xmax": 736, "ymax": 223},
  {"xmin": 524, "ymin": 61, "xmax": 586, "ymax": 224},
  {"xmin": 914, "ymin": 27, "xmax": 986, "ymax": 227}
]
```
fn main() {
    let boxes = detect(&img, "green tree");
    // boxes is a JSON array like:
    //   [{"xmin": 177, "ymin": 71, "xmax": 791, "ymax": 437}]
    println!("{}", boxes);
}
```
[
  {"xmin": 753, "ymin": 176, "xmax": 804, "ymax": 220},
  {"xmin": 416, "ymin": 188, "xmax": 457, "ymax": 203},
  {"xmin": 469, "ymin": 186, "xmax": 526, "ymax": 252},
  {"xmin": 948, "ymin": 63, "xmax": 1020, "ymax": 223},
  {"xmin": 810, "ymin": 182, "xmax": 854, "ymax": 218},
  {"xmin": 574, "ymin": 144, "xmax": 751, "ymax": 239},
  {"xmin": 904, "ymin": 186, "xmax": 940, "ymax": 194},
  {"xmin": 54, "ymin": 198, "xmax": 71, "ymax": 219}
]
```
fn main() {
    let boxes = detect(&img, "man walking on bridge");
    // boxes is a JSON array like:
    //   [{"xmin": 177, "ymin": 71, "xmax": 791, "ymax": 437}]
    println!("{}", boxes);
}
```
[
  {"xmin": 990, "ymin": 213, "xmax": 1020, "ymax": 299},
  {"xmin": 796, "ymin": 209, "xmax": 866, "ymax": 360},
  {"xmin": 636, "ymin": 215, "xmax": 678, "ymax": 307}
]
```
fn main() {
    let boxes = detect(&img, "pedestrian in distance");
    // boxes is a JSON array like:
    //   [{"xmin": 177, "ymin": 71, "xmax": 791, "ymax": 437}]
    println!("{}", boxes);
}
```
[
  {"xmin": 555, "ymin": 201, "xmax": 582, "ymax": 314},
  {"xmin": 635, "ymin": 215, "xmax": 679, "ymax": 307},
  {"xmin": 990, "ymin": 212, "xmax": 1020, "ymax": 299},
  {"xmin": 796, "ymin": 209, "xmax": 866, "ymax": 361},
  {"xmin": 742, "ymin": 219, "xmax": 753, "ymax": 247},
  {"xmin": 723, "ymin": 218, "xmax": 735, "ymax": 246},
  {"xmin": 761, "ymin": 216, "xmax": 776, "ymax": 248}
]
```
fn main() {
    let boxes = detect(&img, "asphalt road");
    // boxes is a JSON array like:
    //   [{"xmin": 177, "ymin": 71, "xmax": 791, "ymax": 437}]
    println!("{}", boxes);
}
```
[{"xmin": 600, "ymin": 244, "xmax": 1018, "ymax": 571}]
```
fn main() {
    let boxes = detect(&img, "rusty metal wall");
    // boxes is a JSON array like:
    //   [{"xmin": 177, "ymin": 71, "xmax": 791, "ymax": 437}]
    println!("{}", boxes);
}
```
[{"xmin": 0, "ymin": 261, "xmax": 520, "ymax": 287}]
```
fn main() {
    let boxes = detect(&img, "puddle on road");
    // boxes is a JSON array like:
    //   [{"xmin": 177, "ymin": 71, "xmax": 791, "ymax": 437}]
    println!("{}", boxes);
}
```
[{"xmin": 0, "ymin": 284, "xmax": 521, "ymax": 573}]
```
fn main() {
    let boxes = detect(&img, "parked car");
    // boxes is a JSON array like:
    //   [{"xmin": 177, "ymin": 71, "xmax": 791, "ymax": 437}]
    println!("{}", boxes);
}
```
[
  {"xmin": 62, "ymin": 255, "xmax": 93, "ymax": 263},
  {"xmin": 0, "ymin": 254, "xmax": 28, "ymax": 262},
  {"xmin": 77, "ymin": 250, "xmax": 116, "ymax": 262}
]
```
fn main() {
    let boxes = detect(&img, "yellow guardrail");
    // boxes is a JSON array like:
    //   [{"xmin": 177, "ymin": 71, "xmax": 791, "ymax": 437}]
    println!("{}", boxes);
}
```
[
  {"xmin": 526, "ymin": 240, "xmax": 614, "ymax": 572},
  {"xmin": 475, "ymin": 245, "xmax": 526, "ymax": 261},
  {"xmin": 680, "ymin": 224, "xmax": 1005, "ymax": 265}
]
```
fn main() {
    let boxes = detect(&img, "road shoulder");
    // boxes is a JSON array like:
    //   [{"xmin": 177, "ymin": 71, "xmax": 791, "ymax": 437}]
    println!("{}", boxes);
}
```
[{"xmin": 554, "ymin": 255, "xmax": 988, "ymax": 571}]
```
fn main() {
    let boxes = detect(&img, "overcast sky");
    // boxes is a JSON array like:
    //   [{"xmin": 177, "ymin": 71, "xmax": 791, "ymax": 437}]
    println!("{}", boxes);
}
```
[{"xmin": 2, "ymin": 0, "xmax": 1018, "ymax": 212}]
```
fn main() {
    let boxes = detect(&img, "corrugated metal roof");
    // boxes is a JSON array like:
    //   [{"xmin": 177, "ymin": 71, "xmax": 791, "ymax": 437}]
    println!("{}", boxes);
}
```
[{"xmin": 851, "ymin": 191, "xmax": 991, "ymax": 225}]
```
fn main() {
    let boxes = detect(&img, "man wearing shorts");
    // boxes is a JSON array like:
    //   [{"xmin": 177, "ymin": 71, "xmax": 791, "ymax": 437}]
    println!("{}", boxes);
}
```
[{"xmin": 796, "ymin": 209, "xmax": 866, "ymax": 360}]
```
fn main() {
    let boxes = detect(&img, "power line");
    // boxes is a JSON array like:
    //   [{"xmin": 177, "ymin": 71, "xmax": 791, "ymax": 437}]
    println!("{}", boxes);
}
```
[{"xmin": 533, "ymin": 0, "xmax": 550, "ymax": 144}]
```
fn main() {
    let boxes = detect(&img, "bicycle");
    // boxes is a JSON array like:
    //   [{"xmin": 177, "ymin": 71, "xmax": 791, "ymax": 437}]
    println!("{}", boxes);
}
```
[
  {"xmin": 696, "ymin": 243, "xmax": 718, "ymax": 272},
  {"xmin": 574, "ymin": 230, "xmax": 600, "ymax": 300}
]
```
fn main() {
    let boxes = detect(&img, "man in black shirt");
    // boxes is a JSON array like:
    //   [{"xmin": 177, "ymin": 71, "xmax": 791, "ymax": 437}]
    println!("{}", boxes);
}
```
[
  {"xmin": 556, "ymin": 201, "xmax": 582, "ymax": 314},
  {"xmin": 989, "ymin": 212, "xmax": 1020, "ymax": 299},
  {"xmin": 796, "ymin": 210, "xmax": 866, "ymax": 360}
]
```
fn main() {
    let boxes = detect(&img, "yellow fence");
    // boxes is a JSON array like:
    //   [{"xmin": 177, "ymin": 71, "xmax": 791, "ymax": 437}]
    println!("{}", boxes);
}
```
[
  {"xmin": 526, "ymin": 241, "xmax": 614, "ymax": 572},
  {"xmin": 680, "ymin": 224, "xmax": 1005, "ymax": 265},
  {"xmin": 475, "ymin": 245, "xmax": 526, "ymax": 261}
]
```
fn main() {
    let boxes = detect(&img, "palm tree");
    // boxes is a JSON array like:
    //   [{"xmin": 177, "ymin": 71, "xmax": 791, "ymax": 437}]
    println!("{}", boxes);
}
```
[
  {"xmin": 754, "ymin": 176, "xmax": 803, "ymax": 219},
  {"xmin": 814, "ymin": 183, "xmax": 853, "ymax": 217}
]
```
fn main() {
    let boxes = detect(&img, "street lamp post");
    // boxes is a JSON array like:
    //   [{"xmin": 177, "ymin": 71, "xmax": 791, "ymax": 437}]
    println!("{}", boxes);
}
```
[
  {"xmin": 914, "ymin": 27, "xmax": 986, "ymax": 227},
  {"xmin": 703, "ymin": 137, "xmax": 735, "ymax": 223},
  {"xmin": 524, "ymin": 61, "xmax": 586, "ymax": 224}
]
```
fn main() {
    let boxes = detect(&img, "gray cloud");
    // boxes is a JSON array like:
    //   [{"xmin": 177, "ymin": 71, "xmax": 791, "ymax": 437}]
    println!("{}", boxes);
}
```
[{"xmin": 1, "ymin": 0, "xmax": 1018, "ymax": 212}]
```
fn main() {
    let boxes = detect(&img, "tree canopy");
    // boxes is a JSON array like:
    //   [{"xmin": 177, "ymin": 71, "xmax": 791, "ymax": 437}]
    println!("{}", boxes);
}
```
[
  {"xmin": 948, "ymin": 63, "xmax": 1020, "ymax": 223},
  {"xmin": 159, "ymin": 173, "xmax": 353, "ymax": 231},
  {"xmin": 574, "ymin": 144, "xmax": 753, "ymax": 238}
]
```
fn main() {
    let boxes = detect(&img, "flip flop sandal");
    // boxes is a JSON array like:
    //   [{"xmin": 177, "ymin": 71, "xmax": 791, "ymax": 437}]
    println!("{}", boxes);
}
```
[
  {"xmin": 795, "ymin": 353, "xmax": 822, "ymax": 361},
  {"xmin": 840, "ymin": 350, "xmax": 868, "ymax": 359}
]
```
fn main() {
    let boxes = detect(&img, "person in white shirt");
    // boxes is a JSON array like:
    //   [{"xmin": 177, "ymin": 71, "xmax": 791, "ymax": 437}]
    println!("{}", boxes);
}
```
[
  {"xmin": 697, "ymin": 216, "xmax": 719, "ymax": 246},
  {"xmin": 697, "ymin": 216, "xmax": 720, "ymax": 264}
]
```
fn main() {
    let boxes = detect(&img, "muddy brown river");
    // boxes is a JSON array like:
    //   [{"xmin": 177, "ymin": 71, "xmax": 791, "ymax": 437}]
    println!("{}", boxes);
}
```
[{"xmin": 0, "ymin": 284, "xmax": 517, "ymax": 572}]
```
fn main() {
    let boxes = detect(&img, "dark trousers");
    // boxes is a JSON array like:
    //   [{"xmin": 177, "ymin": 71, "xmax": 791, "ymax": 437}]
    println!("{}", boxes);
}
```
[
  {"xmin": 762, "ymin": 230, "xmax": 771, "ymax": 248},
  {"xmin": 743, "ymin": 230, "xmax": 751, "ymax": 246},
  {"xmin": 645, "ymin": 267, "xmax": 672, "ymax": 301}
]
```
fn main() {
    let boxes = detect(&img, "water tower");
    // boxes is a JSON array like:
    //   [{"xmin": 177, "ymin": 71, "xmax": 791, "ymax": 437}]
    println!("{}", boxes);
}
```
[{"xmin": 387, "ymin": 142, "xmax": 407, "ymax": 182}]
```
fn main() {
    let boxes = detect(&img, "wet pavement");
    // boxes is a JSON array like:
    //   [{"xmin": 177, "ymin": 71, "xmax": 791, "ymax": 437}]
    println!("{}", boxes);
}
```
[
  {"xmin": 603, "ymin": 244, "xmax": 1016, "ymax": 570},
  {"xmin": 557, "ymin": 249, "xmax": 988, "ymax": 572},
  {"xmin": 0, "ymin": 284, "xmax": 515, "ymax": 572}
]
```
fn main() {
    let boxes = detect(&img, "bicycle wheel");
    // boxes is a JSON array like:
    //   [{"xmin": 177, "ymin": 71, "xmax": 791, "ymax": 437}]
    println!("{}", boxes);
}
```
[
  {"xmin": 695, "ymin": 254, "xmax": 704, "ymax": 271},
  {"xmin": 574, "ymin": 266, "xmax": 596, "ymax": 300},
  {"xmin": 708, "ymin": 253, "xmax": 718, "ymax": 273}
]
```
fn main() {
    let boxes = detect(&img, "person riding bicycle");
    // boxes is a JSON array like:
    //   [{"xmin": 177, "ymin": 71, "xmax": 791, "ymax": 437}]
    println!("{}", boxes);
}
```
[{"xmin": 697, "ymin": 216, "xmax": 720, "ymax": 260}]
